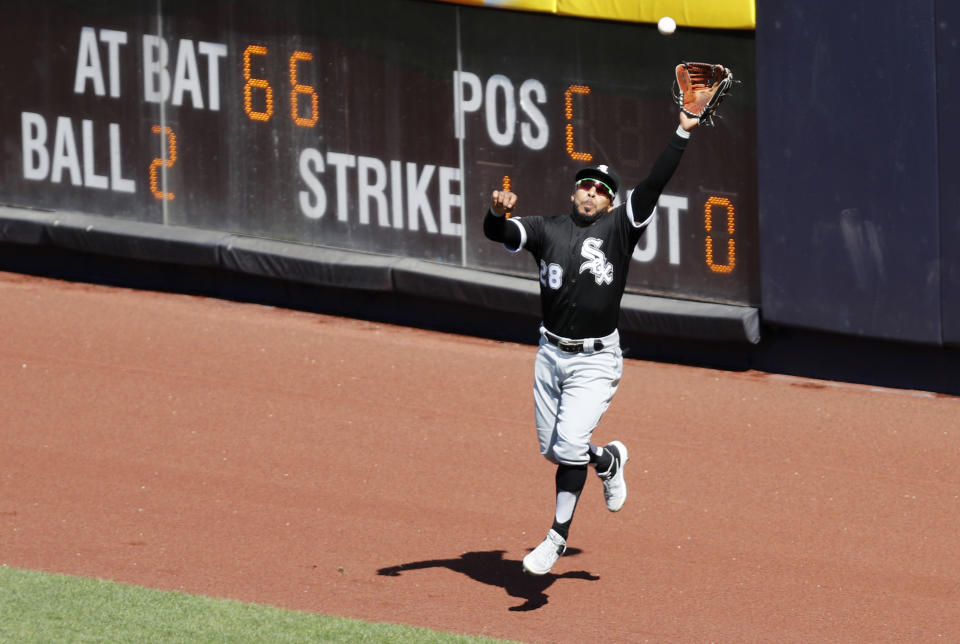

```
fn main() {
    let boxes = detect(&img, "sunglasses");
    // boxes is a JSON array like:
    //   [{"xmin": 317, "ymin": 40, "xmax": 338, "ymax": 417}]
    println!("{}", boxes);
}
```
[{"xmin": 576, "ymin": 178, "xmax": 614, "ymax": 200}]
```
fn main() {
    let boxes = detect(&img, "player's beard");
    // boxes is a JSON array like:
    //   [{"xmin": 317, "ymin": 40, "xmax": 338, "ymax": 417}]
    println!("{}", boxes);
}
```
[{"xmin": 570, "ymin": 202, "xmax": 604, "ymax": 226}]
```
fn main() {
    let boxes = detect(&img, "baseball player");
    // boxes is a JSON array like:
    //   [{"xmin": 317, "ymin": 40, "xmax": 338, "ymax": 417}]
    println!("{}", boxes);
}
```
[{"xmin": 484, "ymin": 110, "xmax": 701, "ymax": 575}]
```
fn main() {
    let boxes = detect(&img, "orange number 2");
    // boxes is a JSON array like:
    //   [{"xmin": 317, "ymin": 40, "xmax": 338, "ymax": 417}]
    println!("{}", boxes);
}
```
[{"xmin": 149, "ymin": 125, "xmax": 177, "ymax": 201}]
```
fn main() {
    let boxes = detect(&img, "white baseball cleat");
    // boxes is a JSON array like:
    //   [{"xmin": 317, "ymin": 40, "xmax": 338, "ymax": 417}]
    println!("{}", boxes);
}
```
[
  {"xmin": 522, "ymin": 529, "xmax": 566, "ymax": 575},
  {"xmin": 598, "ymin": 441, "xmax": 629, "ymax": 512}
]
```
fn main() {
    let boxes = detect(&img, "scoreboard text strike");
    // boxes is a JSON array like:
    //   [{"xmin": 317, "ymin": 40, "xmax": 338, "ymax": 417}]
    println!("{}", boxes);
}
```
[{"xmin": 9, "ymin": 5, "xmax": 757, "ymax": 306}]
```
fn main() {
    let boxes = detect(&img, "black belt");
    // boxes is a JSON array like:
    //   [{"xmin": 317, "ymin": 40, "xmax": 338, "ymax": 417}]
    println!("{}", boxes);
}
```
[{"xmin": 544, "ymin": 331, "xmax": 604, "ymax": 353}]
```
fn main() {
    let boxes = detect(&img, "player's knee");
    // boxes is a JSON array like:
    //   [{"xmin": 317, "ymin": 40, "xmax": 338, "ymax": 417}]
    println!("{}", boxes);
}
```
[{"xmin": 551, "ymin": 442, "xmax": 588, "ymax": 466}]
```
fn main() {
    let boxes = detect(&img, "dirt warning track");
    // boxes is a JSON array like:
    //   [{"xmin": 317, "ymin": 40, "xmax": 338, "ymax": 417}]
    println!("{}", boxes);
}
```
[{"xmin": 1, "ymin": 271, "xmax": 958, "ymax": 643}]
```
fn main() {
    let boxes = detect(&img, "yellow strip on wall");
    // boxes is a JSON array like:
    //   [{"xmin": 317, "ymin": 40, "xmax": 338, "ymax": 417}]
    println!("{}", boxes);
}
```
[
  {"xmin": 429, "ymin": 0, "xmax": 755, "ymax": 29},
  {"xmin": 557, "ymin": 0, "xmax": 755, "ymax": 29},
  {"xmin": 431, "ymin": 0, "xmax": 557, "ymax": 11}
]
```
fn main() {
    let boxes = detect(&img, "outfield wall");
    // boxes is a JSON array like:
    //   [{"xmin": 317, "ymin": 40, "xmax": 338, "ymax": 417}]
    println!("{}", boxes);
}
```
[
  {"xmin": 0, "ymin": 0, "xmax": 759, "ymax": 345},
  {"xmin": 3, "ymin": 0, "xmax": 960, "ymax": 391},
  {"xmin": 758, "ymin": 0, "xmax": 960, "ymax": 346}
]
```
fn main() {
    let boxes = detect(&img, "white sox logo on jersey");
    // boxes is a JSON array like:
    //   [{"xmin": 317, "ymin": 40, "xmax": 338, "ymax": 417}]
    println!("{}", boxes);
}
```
[{"xmin": 579, "ymin": 238, "xmax": 614, "ymax": 285}]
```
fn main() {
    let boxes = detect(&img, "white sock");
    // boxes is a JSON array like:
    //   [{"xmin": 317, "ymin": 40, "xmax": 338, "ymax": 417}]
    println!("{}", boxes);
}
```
[{"xmin": 555, "ymin": 490, "xmax": 578, "ymax": 524}]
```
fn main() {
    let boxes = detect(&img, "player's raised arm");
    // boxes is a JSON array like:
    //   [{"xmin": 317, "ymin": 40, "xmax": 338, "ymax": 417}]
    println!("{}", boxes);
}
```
[
  {"xmin": 627, "ymin": 61, "xmax": 734, "ymax": 224},
  {"xmin": 483, "ymin": 189, "xmax": 522, "ymax": 248},
  {"xmin": 627, "ymin": 113, "xmax": 696, "ymax": 224}
]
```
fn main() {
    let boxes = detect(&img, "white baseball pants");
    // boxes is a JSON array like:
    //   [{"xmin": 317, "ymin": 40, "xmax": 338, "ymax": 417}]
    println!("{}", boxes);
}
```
[{"xmin": 533, "ymin": 328, "xmax": 623, "ymax": 465}]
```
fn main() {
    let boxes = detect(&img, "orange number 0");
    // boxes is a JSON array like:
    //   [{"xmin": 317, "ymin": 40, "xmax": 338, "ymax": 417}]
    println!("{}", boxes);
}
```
[{"xmin": 704, "ymin": 196, "xmax": 736, "ymax": 273}]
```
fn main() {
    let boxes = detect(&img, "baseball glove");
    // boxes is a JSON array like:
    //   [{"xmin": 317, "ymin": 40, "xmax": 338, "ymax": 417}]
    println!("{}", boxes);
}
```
[{"xmin": 673, "ymin": 62, "xmax": 735, "ymax": 126}]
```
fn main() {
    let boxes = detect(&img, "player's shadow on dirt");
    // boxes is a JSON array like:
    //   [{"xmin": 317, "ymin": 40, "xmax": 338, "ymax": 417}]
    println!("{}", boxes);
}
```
[{"xmin": 377, "ymin": 549, "xmax": 598, "ymax": 611}]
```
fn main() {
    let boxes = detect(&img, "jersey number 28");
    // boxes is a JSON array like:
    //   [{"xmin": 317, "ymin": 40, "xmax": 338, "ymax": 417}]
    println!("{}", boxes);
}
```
[{"xmin": 539, "ymin": 260, "xmax": 563, "ymax": 290}]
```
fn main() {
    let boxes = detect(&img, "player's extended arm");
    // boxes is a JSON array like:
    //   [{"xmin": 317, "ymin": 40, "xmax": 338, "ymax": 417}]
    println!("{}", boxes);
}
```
[
  {"xmin": 628, "ymin": 114, "xmax": 697, "ymax": 222},
  {"xmin": 483, "ymin": 190, "xmax": 522, "ymax": 250}
]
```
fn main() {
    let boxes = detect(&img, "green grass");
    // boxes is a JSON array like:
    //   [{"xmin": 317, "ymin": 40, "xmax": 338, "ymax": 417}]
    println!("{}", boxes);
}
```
[{"xmin": 0, "ymin": 565, "xmax": 518, "ymax": 643}]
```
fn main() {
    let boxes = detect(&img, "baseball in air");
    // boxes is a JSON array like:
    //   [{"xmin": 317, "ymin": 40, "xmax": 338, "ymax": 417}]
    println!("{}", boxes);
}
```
[{"xmin": 658, "ymin": 16, "xmax": 677, "ymax": 35}]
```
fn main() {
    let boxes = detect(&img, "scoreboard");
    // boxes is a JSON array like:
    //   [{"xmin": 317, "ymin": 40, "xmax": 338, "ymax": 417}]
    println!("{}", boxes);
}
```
[{"xmin": 1, "ymin": 0, "xmax": 757, "ymax": 306}]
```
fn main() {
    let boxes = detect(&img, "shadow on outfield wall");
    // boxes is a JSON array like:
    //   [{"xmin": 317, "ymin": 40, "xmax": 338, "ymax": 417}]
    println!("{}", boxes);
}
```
[{"xmin": 2, "ymin": 242, "xmax": 957, "ymax": 398}]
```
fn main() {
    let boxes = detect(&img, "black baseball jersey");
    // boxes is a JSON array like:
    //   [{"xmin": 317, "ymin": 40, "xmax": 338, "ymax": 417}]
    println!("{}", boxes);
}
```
[{"xmin": 484, "ymin": 130, "xmax": 689, "ymax": 339}]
